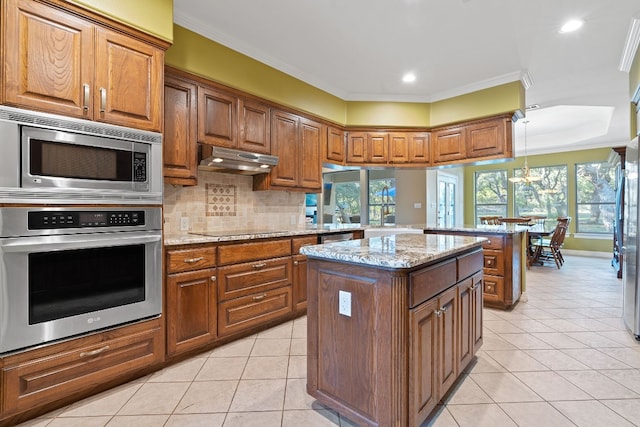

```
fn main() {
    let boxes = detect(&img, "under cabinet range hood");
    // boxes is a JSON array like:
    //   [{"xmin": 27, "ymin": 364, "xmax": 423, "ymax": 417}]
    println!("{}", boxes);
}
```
[{"xmin": 199, "ymin": 145, "xmax": 278, "ymax": 175}]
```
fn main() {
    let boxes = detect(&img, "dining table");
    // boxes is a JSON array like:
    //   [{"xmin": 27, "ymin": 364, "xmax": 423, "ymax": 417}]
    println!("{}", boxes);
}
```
[{"xmin": 523, "ymin": 223, "xmax": 556, "ymax": 267}]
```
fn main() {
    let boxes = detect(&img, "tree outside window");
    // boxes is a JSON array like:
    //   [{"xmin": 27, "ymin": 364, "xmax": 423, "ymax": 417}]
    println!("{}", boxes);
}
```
[
  {"xmin": 369, "ymin": 178, "xmax": 395, "ymax": 225},
  {"xmin": 475, "ymin": 170, "xmax": 507, "ymax": 224},
  {"xmin": 514, "ymin": 165, "xmax": 568, "ymax": 222},
  {"xmin": 576, "ymin": 162, "xmax": 616, "ymax": 233}
]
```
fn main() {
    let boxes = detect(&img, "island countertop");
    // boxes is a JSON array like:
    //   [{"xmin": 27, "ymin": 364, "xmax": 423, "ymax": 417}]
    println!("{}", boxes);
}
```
[
  {"xmin": 423, "ymin": 223, "xmax": 531, "ymax": 234},
  {"xmin": 300, "ymin": 233, "xmax": 486, "ymax": 269}
]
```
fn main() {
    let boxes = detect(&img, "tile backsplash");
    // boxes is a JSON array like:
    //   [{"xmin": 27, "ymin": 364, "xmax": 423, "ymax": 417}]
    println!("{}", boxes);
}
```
[{"xmin": 163, "ymin": 171, "xmax": 306, "ymax": 234}]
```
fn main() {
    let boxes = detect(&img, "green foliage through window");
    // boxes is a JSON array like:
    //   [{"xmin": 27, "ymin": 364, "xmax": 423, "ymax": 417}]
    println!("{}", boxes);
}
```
[
  {"xmin": 475, "ymin": 170, "xmax": 507, "ymax": 224},
  {"xmin": 575, "ymin": 162, "xmax": 615, "ymax": 233}
]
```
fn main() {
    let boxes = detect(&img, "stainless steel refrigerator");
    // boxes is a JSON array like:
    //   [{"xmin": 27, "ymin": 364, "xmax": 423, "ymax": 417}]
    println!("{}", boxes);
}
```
[{"xmin": 623, "ymin": 136, "xmax": 640, "ymax": 340}]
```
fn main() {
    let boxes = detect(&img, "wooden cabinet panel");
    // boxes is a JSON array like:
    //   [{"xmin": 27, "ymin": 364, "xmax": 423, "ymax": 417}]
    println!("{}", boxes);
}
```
[
  {"xmin": 409, "ymin": 259, "xmax": 457, "ymax": 308},
  {"xmin": 217, "ymin": 256, "xmax": 292, "ymax": 301},
  {"xmin": 293, "ymin": 254, "xmax": 308, "ymax": 312},
  {"xmin": 94, "ymin": 28, "xmax": 163, "ymax": 131},
  {"xmin": 166, "ymin": 268, "xmax": 217, "ymax": 356},
  {"xmin": 466, "ymin": 117, "xmax": 511, "ymax": 159},
  {"xmin": 291, "ymin": 236, "xmax": 318, "ymax": 254},
  {"xmin": 457, "ymin": 277, "xmax": 474, "ymax": 371},
  {"xmin": 388, "ymin": 133, "xmax": 409, "ymax": 163},
  {"xmin": 163, "ymin": 75, "xmax": 198, "ymax": 185},
  {"xmin": 326, "ymin": 126, "xmax": 346, "ymax": 163},
  {"xmin": 268, "ymin": 110, "xmax": 299, "ymax": 187},
  {"xmin": 346, "ymin": 132, "xmax": 368, "ymax": 163},
  {"xmin": 409, "ymin": 132, "xmax": 431, "ymax": 164},
  {"xmin": 299, "ymin": 117, "xmax": 323, "ymax": 190},
  {"xmin": 239, "ymin": 98, "xmax": 270, "ymax": 154},
  {"xmin": 1, "ymin": 319, "xmax": 163, "ymax": 413},
  {"xmin": 437, "ymin": 286, "xmax": 458, "ymax": 394},
  {"xmin": 483, "ymin": 250, "xmax": 504, "ymax": 276},
  {"xmin": 457, "ymin": 249, "xmax": 484, "ymax": 281},
  {"xmin": 198, "ymin": 86, "xmax": 237, "ymax": 147},
  {"xmin": 218, "ymin": 239, "xmax": 291, "ymax": 265},
  {"xmin": 167, "ymin": 246, "xmax": 217, "ymax": 274},
  {"xmin": 482, "ymin": 235, "xmax": 504, "ymax": 250},
  {"xmin": 471, "ymin": 272, "xmax": 484, "ymax": 354},
  {"xmin": 218, "ymin": 287, "xmax": 292, "ymax": 337},
  {"xmin": 3, "ymin": 0, "xmax": 93, "ymax": 119},
  {"xmin": 368, "ymin": 132, "xmax": 389, "ymax": 163},
  {"xmin": 432, "ymin": 126, "xmax": 466, "ymax": 164},
  {"xmin": 482, "ymin": 274, "xmax": 504, "ymax": 305}
]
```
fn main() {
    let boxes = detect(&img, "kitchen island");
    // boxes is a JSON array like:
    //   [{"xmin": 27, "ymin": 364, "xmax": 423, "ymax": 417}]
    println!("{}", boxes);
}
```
[
  {"xmin": 424, "ymin": 224, "xmax": 528, "ymax": 309},
  {"xmin": 301, "ymin": 234, "xmax": 485, "ymax": 427}
]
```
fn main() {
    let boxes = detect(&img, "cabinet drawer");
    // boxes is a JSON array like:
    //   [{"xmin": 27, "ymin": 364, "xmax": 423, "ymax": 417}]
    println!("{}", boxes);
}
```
[
  {"xmin": 218, "ymin": 256, "xmax": 292, "ymax": 301},
  {"xmin": 218, "ymin": 287, "xmax": 292, "ymax": 337},
  {"xmin": 457, "ymin": 249, "xmax": 483, "ymax": 280},
  {"xmin": 482, "ymin": 275, "xmax": 504, "ymax": 305},
  {"xmin": 2, "ymin": 319, "xmax": 163, "ymax": 413},
  {"xmin": 292, "ymin": 235, "xmax": 318, "ymax": 254},
  {"xmin": 218, "ymin": 240, "xmax": 291, "ymax": 265},
  {"xmin": 167, "ymin": 246, "xmax": 217, "ymax": 273},
  {"xmin": 483, "ymin": 250, "xmax": 504, "ymax": 276},
  {"xmin": 482, "ymin": 235, "xmax": 504, "ymax": 250},
  {"xmin": 409, "ymin": 258, "xmax": 457, "ymax": 308}
]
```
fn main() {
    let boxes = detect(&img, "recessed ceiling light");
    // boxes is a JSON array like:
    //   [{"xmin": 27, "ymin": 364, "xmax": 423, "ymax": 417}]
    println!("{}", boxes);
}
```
[
  {"xmin": 402, "ymin": 73, "xmax": 416, "ymax": 83},
  {"xmin": 560, "ymin": 19, "xmax": 584, "ymax": 33}
]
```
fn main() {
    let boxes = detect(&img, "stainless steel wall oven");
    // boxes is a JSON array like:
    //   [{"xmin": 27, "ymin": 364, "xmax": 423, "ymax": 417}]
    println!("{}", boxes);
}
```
[{"xmin": 0, "ymin": 206, "xmax": 162, "ymax": 354}]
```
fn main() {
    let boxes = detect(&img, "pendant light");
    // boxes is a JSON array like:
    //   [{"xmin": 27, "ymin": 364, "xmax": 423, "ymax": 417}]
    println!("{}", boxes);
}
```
[{"xmin": 509, "ymin": 120, "xmax": 541, "ymax": 184}]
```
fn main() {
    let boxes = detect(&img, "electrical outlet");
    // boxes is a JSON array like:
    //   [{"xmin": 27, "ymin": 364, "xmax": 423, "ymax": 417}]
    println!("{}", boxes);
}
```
[
  {"xmin": 339, "ymin": 290, "xmax": 351, "ymax": 317},
  {"xmin": 180, "ymin": 217, "xmax": 189, "ymax": 231}
]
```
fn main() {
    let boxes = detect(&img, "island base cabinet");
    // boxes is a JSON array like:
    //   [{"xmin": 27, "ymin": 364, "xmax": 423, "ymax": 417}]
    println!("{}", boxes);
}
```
[{"xmin": 307, "ymin": 248, "xmax": 483, "ymax": 427}]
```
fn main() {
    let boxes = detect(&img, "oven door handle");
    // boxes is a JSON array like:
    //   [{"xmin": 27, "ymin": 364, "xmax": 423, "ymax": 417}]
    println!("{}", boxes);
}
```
[{"xmin": 0, "ymin": 231, "xmax": 161, "ymax": 253}]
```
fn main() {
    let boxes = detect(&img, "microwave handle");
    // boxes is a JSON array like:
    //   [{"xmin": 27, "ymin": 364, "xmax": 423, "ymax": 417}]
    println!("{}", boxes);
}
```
[{"xmin": 0, "ymin": 231, "xmax": 161, "ymax": 253}]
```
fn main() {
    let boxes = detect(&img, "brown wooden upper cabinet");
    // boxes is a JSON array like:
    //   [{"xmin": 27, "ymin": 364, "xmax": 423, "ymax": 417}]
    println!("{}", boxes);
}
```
[
  {"xmin": 432, "ymin": 126, "xmax": 467, "ymax": 164},
  {"xmin": 164, "ymin": 74, "xmax": 198, "ymax": 186},
  {"xmin": 198, "ymin": 86, "xmax": 271, "ymax": 154},
  {"xmin": 347, "ymin": 131, "xmax": 431, "ymax": 166},
  {"xmin": 325, "ymin": 126, "xmax": 346, "ymax": 164},
  {"xmin": 2, "ymin": 0, "xmax": 164, "ymax": 132},
  {"xmin": 254, "ymin": 110, "xmax": 323, "ymax": 191}
]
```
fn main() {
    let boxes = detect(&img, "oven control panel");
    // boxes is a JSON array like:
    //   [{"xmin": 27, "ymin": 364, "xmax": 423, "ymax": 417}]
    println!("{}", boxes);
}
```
[{"xmin": 28, "ymin": 210, "xmax": 145, "ymax": 229}]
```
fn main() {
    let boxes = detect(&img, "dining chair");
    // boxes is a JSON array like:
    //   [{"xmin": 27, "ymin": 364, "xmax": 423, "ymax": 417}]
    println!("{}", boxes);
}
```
[
  {"xmin": 532, "ymin": 217, "xmax": 570, "ymax": 268},
  {"xmin": 479, "ymin": 215, "xmax": 502, "ymax": 225}
]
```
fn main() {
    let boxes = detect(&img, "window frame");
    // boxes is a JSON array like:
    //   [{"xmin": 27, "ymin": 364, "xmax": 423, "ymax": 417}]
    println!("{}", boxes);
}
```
[
  {"xmin": 574, "ymin": 161, "xmax": 616, "ymax": 234},
  {"xmin": 474, "ymin": 169, "xmax": 508, "ymax": 225}
]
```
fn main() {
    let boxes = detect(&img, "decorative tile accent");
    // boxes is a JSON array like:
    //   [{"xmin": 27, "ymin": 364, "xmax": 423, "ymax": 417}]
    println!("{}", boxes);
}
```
[{"xmin": 206, "ymin": 183, "xmax": 237, "ymax": 217}]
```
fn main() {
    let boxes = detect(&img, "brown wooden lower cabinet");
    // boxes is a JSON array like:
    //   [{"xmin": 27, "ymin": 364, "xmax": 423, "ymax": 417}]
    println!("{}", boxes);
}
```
[
  {"xmin": 306, "ymin": 248, "xmax": 483, "ymax": 427},
  {"xmin": 0, "ymin": 318, "xmax": 163, "ymax": 425}
]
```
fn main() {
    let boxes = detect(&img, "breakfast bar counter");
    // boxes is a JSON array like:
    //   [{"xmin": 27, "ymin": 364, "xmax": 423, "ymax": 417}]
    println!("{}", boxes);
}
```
[{"xmin": 301, "ymin": 234, "xmax": 485, "ymax": 427}]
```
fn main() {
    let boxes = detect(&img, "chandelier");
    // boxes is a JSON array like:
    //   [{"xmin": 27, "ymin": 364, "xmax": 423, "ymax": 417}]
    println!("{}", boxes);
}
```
[{"xmin": 509, "ymin": 120, "xmax": 541, "ymax": 184}]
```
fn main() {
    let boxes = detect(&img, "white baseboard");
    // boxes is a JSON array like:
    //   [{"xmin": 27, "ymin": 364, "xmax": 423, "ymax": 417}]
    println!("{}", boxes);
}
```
[{"xmin": 562, "ymin": 249, "xmax": 610, "ymax": 258}]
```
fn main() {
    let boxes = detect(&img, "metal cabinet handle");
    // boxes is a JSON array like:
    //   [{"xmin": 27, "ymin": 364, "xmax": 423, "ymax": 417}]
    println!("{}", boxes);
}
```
[
  {"xmin": 252, "ymin": 293, "xmax": 267, "ymax": 301},
  {"xmin": 435, "ymin": 309, "xmax": 442, "ymax": 317},
  {"xmin": 469, "ymin": 284, "xmax": 478, "ymax": 291},
  {"xmin": 80, "ymin": 345, "xmax": 110, "ymax": 358},
  {"xmin": 99, "ymin": 87, "xmax": 106, "ymax": 112},
  {"xmin": 252, "ymin": 262, "xmax": 267, "ymax": 269},
  {"xmin": 184, "ymin": 257, "xmax": 203, "ymax": 263},
  {"xmin": 210, "ymin": 276, "xmax": 216, "ymax": 282},
  {"xmin": 440, "ymin": 306, "xmax": 448, "ymax": 312},
  {"xmin": 293, "ymin": 260, "xmax": 299, "ymax": 265},
  {"xmin": 83, "ymin": 84, "xmax": 90, "ymax": 111}
]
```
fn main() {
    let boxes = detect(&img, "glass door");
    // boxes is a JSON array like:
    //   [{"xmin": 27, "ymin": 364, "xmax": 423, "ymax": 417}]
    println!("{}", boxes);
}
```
[{"xmin": 437, "ymin": 173, "xmax": 457, "ymax": 227}]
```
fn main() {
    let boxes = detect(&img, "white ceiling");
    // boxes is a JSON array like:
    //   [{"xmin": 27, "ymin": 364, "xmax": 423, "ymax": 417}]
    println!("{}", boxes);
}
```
[{"xmin": 173, "ymin": 0, "xmax": 640, "ymax": 156}]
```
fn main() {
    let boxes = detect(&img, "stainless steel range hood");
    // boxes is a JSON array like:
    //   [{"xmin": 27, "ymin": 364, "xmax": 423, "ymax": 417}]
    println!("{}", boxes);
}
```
[{"xmin": 199, "ymin": 145, "xmax": 278, "ymax": 175}]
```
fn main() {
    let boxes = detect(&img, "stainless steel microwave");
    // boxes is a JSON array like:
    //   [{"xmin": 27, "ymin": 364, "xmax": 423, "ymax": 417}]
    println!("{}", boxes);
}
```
[{"xmin": 0, "ymin": 105, "xmax": 162, "ymax": 204}]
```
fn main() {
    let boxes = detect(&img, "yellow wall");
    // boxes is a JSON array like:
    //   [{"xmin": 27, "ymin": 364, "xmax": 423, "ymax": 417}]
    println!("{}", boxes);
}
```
[
  {"xmin": 463, "ymin": 147, "xmax": 616, "ymax": 253},
  {"xmin": 68, "ymin": 0, "xmax": 173, "ymax": 42},
  {"xmin": 346, "ymin": 101, "xmax": 431, "ymax": 127}
]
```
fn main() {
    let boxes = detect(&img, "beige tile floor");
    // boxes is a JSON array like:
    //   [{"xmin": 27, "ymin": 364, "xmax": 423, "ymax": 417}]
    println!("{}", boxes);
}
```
[{"xmin": 17, "ymin": 255, "xmax": 640, "ymax": 427}]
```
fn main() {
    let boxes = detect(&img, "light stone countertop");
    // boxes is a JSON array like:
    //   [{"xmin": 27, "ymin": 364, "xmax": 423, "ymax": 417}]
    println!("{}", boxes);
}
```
[
  {"xmin": 423, "ymin": 224, "xmax": 531, "ymax": 234},
  {"xmin": 300, "ymin": 233, "xmax": 486, "ymax": 269}
]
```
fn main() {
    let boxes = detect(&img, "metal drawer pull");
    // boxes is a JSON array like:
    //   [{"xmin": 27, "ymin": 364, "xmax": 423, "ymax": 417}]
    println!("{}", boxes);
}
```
[
  {"xmin": 435, "ymin": 309, "xmax": 442, "ymax": 317},
  {"xmin": 252, "ymin": 262, "xmax": 267, "ymax": 269},
  {"xmin": 83, "ymin": 84, "xmax": 90, "ymax": 111},
  {"xmin": 80, "ymin": 345, "xmax": 110, "ymax": 357},
  {"xmin": 252, "ymin": 293, "xmax": 267, "ymax": 301},
  {"xmin": 211, "ymin": 276, "xmax": 216, "ymax": 281},
  {"xmin": 99, "ymin": 87, "xmax": 106, "ymax": 112},
  {"xmin": 469, "ymin": 284, "xmax": 478, "ymax": 291},
  {"xmin": 184, "ymin": 257, "xmax": 203, "ymax": 263},
  {"xmin": 293, "ymin": 260, "xmax": 299, "ymax": 265},
  {"xmin": 440, "ymin": 306, "xmax": 448, "ymax": 312}
]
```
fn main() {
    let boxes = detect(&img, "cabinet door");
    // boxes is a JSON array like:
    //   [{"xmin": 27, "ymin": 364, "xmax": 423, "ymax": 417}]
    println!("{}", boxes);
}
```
[
  {"xmin": 432, "ymin": 127, "xmax": 466, "ymax": 164},
  {"xmin": 466, "ymin": 117, "xmax": 508, "ymax": 158},
  {"xmin": 166, "ymin": 268, "xmax": 217, "ymax": 357},
  {"xmin": 346, "ymin": 132, "xmax": 368, "ymax": 163},
  {"xmin": 163, "ymin": 75, "xmax": 198, "ymax": 185},
  {"xmin": 457, "ymin": 277, "xmax": 474, "ymax": 371},
  {"xmin": 3, "ymin": 0, "xmax": 93, "ymax": 118},
  {"xmin": 198, "ymin": 86, "xmax": 237, "ymax": 147},
  {"xmin": 326, "ymin": 126, "xmax": 345, "ymax": 163},
  {"xmin": 388, "ymin": 133, "xmax": 410, "ymax": 163},
  {"xmin": 293, "ymin": 254, "xmax": 308, "ymax": 312},
  {"xmin": 471, "ymin": 272, "xmax": 484, "ymax": 353},
  {"xmin": 269, "ymin": 110, "xmax": 299, "ymax": 187},
  {"xmin": 409, "ymin": 132, "xmax": 431, "ymax": 164},
  {"xmin": 409, "ymin": 297, "xmax": 439, "ymax": 426},
  {"xmin": 299, "ymin": 117, "xmax": 323, "ymax": 190},
  {"xmin": 239, "ymin": 98, "xmax": 270, "ymax": 154},
  {"xmin": 437, "ymin": 286, "xmax": 458, "ymax": 394},
  {"xmin": 368, "ymin": 132, "xmax": 389, "ymax": 163},
  {"xmin": 95, "ymin": 27, "xmax": 163, "ymax": 131}
]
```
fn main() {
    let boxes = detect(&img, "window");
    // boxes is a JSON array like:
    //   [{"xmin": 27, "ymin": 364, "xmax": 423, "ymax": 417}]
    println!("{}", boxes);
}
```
[
  {"xmin": 513, "ymin": 165, "xmax": 568, "ymax": 221},
  {"xmin": 475, "ymin": 170, "xmax": 507, "ymax": 224},
  {"xmin": 576, "ymin": 162, "xmax": 616, "ymax": 233},
  {"xmin": 369, "ymin": 177, "xmax": 395, "ymax": 225}
]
